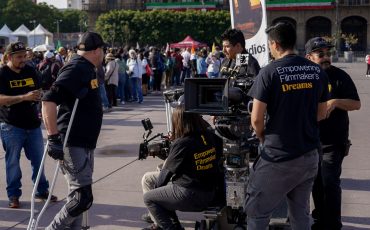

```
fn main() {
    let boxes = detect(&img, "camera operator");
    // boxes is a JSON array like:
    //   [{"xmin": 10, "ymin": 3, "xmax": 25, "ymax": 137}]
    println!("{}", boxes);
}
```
[
  {"xmin": 305, "ymin": 37, "xmax": 361, "ymax": 230},
  {"xmin": 142, "ymin": 107, "xmax": 223, "ymax": 230},
  {"xmin": 219, "ymin": 28, "xmax": 260, "ymax": 80},
  {"xmin": 246, "ymin": 22, "xmax": 329, "ymax": 230}
]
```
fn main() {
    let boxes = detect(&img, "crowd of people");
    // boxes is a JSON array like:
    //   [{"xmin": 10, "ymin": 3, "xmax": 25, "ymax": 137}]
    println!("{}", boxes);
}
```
[{"xmin": 0, "ymin": 24, "xmax": 362, "ymax": 230}]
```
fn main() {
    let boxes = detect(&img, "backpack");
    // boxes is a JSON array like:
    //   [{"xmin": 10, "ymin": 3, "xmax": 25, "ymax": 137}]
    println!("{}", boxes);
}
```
[
  {"xmin": 157, "ymin": 55, "xmax": 166, "ymax": 72},
  {"xmin": 40, "ymin": 62, "xmax": 57, "ymax": 90}
]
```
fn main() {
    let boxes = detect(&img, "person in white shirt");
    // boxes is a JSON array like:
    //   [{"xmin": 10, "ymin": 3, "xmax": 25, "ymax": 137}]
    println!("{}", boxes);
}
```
[
  {"xmin": 127, "ymin": 49, "xmax": 143, "ymax": 103},
  {"xmin": 206, "ymin": 52, "xmax": 221, "ymax": 78},
  {"xmin": 180, "ymin": 48, "xmax": 191, "ymax": 84},
  {"xmin": 105, "ymin": 53, "xmax": 119, "ymax": 106}
]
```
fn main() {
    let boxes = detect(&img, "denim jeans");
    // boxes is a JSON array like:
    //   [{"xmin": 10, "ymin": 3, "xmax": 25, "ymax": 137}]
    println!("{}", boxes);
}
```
[
  {"xmin": 180, "ymin": 67, "xmax": 191, "ymax": 84},
  {"xmin": 0, "ymin": 122, "xmax": 49, "ymax": 198},
  {"xmin": 312, "ymin": 144, "xmax": 346, "ymax": 230},
  {"xmin": 117, "ymin": 72, "xmax": 127, "ymax": 102},
  {"xmin": 130, "ymin": 77, "xmax": 143, "ymax": 102},
  {"xmin": 246, "ymin": 148, "xmax": 318, "ymax": 230},
  {"xmin": 99, "ymin": 83, "xmax": 109, "ymax": 108}
]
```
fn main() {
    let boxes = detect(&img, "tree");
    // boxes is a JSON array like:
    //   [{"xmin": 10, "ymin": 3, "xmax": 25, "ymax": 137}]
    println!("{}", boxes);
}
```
[
  {"xmin": 95, "ymin": 10, "xmax": 231, "ymax": 47},
  {"xmin": 341, "ymin": 33, "xmax": 358, "ymax": 51}
]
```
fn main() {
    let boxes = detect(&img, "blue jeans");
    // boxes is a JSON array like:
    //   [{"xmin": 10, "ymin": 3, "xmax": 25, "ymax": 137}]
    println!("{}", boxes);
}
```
[
  {"xmin": 180, "ymin": 67, "xmax": 191, "ymax": 84},
  {"xmin": 207, "ymin": 72, "xmax": 219, "ymax": 78},
  {"xmin": 0, "ymin": 122, "xmax": 49, "ymax": 198},
  {"xmin": 130, "ymin": 77, "xmax": 143, "ymax": 102},
  {"xmin": 99, "ymin": 83, "xmax": 109, "ymax": 108},
  {"xmin": 117, "ymin": 72, "xmax": 127, "ymax": 102}
]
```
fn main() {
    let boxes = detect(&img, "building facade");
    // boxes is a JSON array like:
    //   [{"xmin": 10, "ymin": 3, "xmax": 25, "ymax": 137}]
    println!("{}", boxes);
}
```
[{"xmin": 82, "ymin": 0, "xmax": 370, "ymax": 52}]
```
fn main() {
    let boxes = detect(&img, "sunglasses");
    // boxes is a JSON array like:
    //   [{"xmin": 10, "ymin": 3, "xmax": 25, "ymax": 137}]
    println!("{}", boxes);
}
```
[{"xmin": 312, "ymin": 50, "xmax": 332, "ymax": 58}]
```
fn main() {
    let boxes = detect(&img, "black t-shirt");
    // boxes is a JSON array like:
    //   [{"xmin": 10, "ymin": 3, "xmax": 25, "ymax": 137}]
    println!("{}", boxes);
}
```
[
  {"xmin": 42, "ymin": 55, "xmax": 103, "ymax": 149},
  {"xmin": 319, "ymin": 65, "xmax": 360, "ymax": 144},
  {"xmin": 164, "ymin": 131, "xmax": 223, "ymax": 191},
  {"xmin": 0, "ymin": 65, "xmax": 41, "ymax": 129},
  {"xmin": 248, "ymin": 55, "xmax": 329, "ymax": 162}
]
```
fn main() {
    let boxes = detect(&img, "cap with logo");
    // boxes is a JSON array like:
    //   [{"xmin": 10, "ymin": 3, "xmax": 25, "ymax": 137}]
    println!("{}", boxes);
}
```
[
  {"xmin": 305, "ymin": 37, "xmax": 334, "ymax": 54},
  {"xmin": 5, "ymin": 42, "xmax": 26, "ymax": 55},
  {"xmin": 77, "ymin": 32, "xmax": 106, "ymax": 51}
]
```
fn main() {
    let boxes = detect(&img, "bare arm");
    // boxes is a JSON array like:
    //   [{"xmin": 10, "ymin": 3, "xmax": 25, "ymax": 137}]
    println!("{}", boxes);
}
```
[
  {"xmin": 251, "ymin": 99, "xmax": 267, "ymax": 143},
  {"xmin": 42, "ymin": 101, "xmax": 59, "ymax": 135},
  {"xmin": 317, "ymin": 102, "xmax": 327, "ymax": 121},
  {"xmin": 326, "ymin": 99, "xmax": 361, "ymax": 118},
  {"xmin": 0, "ymin": 90, "xmax": 42, "ymax": 106}
]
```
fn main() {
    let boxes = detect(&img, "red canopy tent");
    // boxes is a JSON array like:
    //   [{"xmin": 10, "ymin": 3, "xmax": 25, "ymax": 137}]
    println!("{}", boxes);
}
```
[{"xmin": 170, "ymin": 35, "xmax": 208, "ymax": 49}]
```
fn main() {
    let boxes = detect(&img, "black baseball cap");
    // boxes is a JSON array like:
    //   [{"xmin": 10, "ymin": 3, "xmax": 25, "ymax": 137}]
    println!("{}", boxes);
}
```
[
  {"xmin": 77, "ymin": 32, "xmax": 106, "ymax": 51},
  {"xmin": 305, "ymin": 37, "xmax": 334, "ymax": 54},
  {"xmin": 5, "ymin": 42, "xmax": 26, "ymax": 55}
]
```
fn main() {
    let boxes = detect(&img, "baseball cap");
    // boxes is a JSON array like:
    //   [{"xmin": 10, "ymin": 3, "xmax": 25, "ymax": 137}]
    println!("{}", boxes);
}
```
[
  {"xmin": 305, "ymin": 37, "xmax": 334, "ymax": 54},
  {"xmin": 5, "ymin": 42, "xmax": 26, "ymax": 55},
  {"xmin": 77, "ymin": 32, "xmax": 106, "ymax": 51},
  {"xmin": 44, "ymin": 50, "xmax": 54, "ymax": 59}
]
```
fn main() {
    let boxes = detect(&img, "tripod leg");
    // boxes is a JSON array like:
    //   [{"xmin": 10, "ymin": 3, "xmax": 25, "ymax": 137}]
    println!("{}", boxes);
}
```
[{"xmin": 81, "ymin": 211, "xmax": 90, "ymax": 230}]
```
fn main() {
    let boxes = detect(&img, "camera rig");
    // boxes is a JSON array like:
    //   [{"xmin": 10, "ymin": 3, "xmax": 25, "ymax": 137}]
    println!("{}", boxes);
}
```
[
  {"xmin": 138, "ymin": 118, "xmax": 170, "ymax": 161},
  {"xmin": 184, "ymin": 73, "xmax": 258, "ymax": 229}
]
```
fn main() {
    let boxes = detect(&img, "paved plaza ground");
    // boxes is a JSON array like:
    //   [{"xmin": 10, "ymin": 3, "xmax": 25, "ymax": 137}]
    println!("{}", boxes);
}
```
[{"xmin": 0, "ymin": 62, "xmax": 369, "ymax": 230}]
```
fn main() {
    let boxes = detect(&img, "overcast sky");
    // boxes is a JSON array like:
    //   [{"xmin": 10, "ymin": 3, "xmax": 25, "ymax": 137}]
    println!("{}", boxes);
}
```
[{"xmin": 37, "ymin": 0, "xmax": 66, "ymax": 9}]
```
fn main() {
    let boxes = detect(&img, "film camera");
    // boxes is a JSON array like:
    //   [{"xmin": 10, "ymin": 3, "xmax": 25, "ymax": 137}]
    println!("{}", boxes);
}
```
[
  {"xmin": 138, "ymin": 118, "xmax": 171, "ymax": 160},
  {"xmin": 138, "ymin": 89, "xmax": 184, "ymax": 161},
  {"xmin": 185, "ymin": 54, "xmax": 258, "ymax": 229}
]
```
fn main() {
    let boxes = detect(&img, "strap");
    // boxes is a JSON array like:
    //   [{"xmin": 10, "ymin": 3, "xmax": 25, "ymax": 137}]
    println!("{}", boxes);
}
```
[{"xmin": 106, "ymin": 62, "xmax": 116, "ymax": 82}]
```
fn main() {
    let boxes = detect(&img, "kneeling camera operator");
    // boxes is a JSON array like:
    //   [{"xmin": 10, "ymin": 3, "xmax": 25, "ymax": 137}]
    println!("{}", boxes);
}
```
[{"xmin": 141, "ymin": 105, "xmax": 224, "ymax": 230}]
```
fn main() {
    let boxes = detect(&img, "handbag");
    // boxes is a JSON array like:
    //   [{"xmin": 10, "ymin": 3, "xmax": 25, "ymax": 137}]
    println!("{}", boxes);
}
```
[{"xmin": 145, "ymin": 64, "xmax": 153, "ymax": 77}]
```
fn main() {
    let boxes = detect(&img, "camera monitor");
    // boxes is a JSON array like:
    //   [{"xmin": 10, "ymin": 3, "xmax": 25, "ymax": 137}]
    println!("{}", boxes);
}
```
[{"xmin": 184, "ymin": 78, "xmax": 229, "ymax": 115}]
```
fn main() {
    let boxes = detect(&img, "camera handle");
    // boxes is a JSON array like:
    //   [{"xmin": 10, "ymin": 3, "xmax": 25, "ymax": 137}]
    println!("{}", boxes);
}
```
[{"xmin": 143, "ymin": 131, "xmax": 164, "ymax": 143}]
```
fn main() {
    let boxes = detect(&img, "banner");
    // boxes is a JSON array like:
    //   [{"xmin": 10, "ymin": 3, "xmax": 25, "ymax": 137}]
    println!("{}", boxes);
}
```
[{"xmin": 230, "ymin": 0, "xmax": 269, "ymax": 67}]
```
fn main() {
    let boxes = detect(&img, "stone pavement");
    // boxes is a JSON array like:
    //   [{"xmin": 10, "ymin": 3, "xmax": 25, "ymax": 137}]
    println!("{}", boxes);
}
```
[{"xmin": 0, "ymin": 62, "xmax": 369, "ymax": 230}]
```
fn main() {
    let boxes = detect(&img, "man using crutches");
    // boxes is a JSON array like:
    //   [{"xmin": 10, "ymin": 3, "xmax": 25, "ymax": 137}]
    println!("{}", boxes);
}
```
[{"xmin": 41, "ymin": 32, "xmax": 105, "ymax": 230}]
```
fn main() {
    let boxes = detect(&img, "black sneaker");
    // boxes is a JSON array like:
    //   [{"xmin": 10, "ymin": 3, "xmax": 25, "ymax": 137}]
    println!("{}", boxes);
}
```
[
  {"xmin": 8, "ymin": 197, "xmax": 20, "ymax": 208},
  {"xmin": 141, "ymin": 213, "xmax": 154, "ymax": 223},
  {"xmin": 35, "ymin": 192, "xmax": 58, "ymax": 202}
]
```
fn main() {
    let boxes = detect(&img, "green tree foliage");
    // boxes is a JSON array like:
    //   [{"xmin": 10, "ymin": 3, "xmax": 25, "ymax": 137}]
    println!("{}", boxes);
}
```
[
  {"xmin": 96, "ymin": 10, "xmax": 231, "ymax": 47},
  {"xmin": 0, "ymin": 0, "xmax": 87, "ymax": 33}
]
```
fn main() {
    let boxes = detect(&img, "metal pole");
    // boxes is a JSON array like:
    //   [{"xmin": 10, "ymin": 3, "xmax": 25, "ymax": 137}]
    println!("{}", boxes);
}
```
[
  {"xmin": 335, "ymin": 0, "xmax": 340, "ymax": 53},
  {"xmin": 29, "ymin": 20, "xmax": 36, "ymax": 47}
]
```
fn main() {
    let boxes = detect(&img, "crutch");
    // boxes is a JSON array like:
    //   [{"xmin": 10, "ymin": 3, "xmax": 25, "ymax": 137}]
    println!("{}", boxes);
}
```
[{"xmin": 28, "ymin": 88, "xmax": 87, "ymax": 230}]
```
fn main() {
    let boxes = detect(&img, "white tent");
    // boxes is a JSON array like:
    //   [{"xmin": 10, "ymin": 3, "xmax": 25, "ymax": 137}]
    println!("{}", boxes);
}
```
[
  {"xmin": 12, "ymin": 24, "xmax": 30, "ymax": 45},
  {"xmin": 28, "ymin": 24, "xmax": 54, "ymax": 48},
  {"xmin": 0, "ymin": 24, "xmax": 17, "ymax": 46}
]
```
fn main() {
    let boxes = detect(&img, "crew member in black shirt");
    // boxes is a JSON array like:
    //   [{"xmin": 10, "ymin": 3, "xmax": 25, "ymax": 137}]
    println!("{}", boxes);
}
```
[
  {"xmin": 42, "ymin": 32, "xmax": 105, "ymax": 230},
  {"xmin": 0, "ymin": 41, "xmax": 56, "ymax": 208},
  {"xmin": 246, "ymin": 23, "xmax": 329, "ymax": 229},
  {"xmin": 306, "ymin": 37, "xmax": 361, "ymax": 230},
  {"xmin": 219, "ymin": 28, "xmax": 260, "ymax": 80},
  {"xmin": 143, "ymin": 107, "xmax": 223, "ymax": 230}
]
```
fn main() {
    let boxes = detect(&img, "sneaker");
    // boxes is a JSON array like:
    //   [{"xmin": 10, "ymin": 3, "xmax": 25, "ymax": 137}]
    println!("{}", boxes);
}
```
[
  {"xmin": 35, "ymin": 192, "xmax": 58, "ymax": 202},
  {"xmin": 138, "ymin": 100, "xmax": 143, "ymax": 104},
  {"xmin": 120, "ymin": 101, "xmax": 125, "ymax": 105},
  {"xmin": 141, "ymin": 213, "xmax": 154, "ymax": 223},
  {"xmin": 8, "ymin": 197, "xmax": 19, "ymax": 208},
  {"xmin": 142, "ymin": 224, "xmax": 162, "ymax": 230}
]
